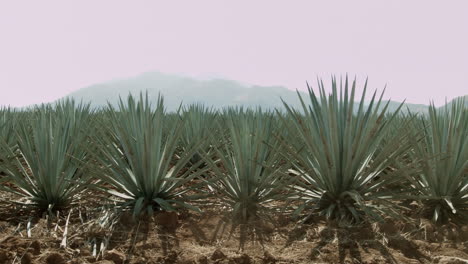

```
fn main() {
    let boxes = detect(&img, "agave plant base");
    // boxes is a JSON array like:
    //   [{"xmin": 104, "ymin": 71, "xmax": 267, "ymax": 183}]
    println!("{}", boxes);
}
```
[
  {"xmin": 297, "ymin": 192, "xmax": 380, "ymax": 225},
  {"xmin": 422, "ymin": 199, "xmax": 468, "ymax": 224}
]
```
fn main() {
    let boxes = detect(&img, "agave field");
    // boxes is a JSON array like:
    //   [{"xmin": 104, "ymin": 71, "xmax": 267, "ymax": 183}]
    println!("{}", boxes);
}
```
[{"xmin": 0, "ymin": 78, "xmax": 467, "ymax": 264}]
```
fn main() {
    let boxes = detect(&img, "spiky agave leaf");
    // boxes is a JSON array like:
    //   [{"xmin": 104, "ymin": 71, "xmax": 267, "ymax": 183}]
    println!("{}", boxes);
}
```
[
  {"xmin": 206, "ymin": 107, "xmax": 293, "ymax": 223},
  {"xmin": 280, "ymin": 76, "xmax": 415, "ymax": 223},
  {"xmin": 93, "ymin": 93, "xmax": 209, "ymax": 218},
  {"xmin": 0, "ymin": 100, "xmax": 94, "ymax": 212},
  {"xmin": 406, "ymin": 98, "xmax": 468, "ymax": 223}
]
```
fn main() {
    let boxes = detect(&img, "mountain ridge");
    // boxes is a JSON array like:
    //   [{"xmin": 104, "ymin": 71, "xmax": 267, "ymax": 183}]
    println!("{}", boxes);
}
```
[{"xmin": 63, "ymin": 72, "xmax": 466, "ymax": 113}]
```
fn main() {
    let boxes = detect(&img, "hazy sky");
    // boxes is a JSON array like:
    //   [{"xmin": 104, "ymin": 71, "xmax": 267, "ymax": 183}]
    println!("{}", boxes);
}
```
[{"xmin": 1, "ymin": 1, "xmax": 467, "ymax": 107}]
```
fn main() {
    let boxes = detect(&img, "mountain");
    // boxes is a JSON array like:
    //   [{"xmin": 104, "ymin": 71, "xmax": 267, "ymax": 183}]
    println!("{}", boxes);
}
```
[
  {"xmin": 63, "ymin": 72, "xmax": 466, "ymax": 113},
  {"xmin": 64, "ymin": 72, "xmax": 304, "ymax": 111},
  {"xmin": 443, "ymin": 95, "xmax": 468, "ymax": 110}
]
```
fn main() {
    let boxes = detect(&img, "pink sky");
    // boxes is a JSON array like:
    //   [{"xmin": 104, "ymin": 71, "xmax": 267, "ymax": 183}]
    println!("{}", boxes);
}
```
[{"xmin": 0, "ymin": 0, "xmax": 467, "ymax": 107}]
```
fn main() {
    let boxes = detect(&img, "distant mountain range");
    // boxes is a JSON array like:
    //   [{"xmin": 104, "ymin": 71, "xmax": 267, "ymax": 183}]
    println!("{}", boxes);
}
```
[{"xmin": 63, "ymin": 72, "xmax": 467, "ymax": 113}]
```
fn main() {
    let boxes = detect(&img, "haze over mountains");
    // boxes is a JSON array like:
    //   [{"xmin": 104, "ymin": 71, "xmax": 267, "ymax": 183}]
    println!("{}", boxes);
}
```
[{"xmin": 64, "ymin": 72, "xmax": 466, "ymax": 113}]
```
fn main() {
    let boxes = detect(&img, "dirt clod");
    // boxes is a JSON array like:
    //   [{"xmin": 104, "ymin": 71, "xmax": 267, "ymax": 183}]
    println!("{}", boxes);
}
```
[
  {"xmin": 164, "ymin": 251, "xmax": 179, "ymax": 263},
  {"xmin": 211, "ymin": 249, "xmax": 227, "ymax": 261},
  {"xmin": 104, "ymin": 249, "xmax": 125, "ymax": 264},
  {"xmin": 231, "ymin": 253, "xmax": 252, "ymax": 264},
  {"xmin": 30, "ymin": 240, "xmax": 41, "ymax": 255},
  {"xmin": 20, "ymin": 253, "xmax": 32, "ymax": 264},
  {"xmin": 263, "ymin": 251, "xmax": 276, "ymax": 264},
  {"xmin": 44, "ymin": 252, "xmax": 66, "ymax": 264},
  {"xmin": 197, "ymin": 255, "xmax": 209, "ymax": 264},
  {"xmin": 0, "ymin": 250, "xmax": 9, "ymax": 264}
]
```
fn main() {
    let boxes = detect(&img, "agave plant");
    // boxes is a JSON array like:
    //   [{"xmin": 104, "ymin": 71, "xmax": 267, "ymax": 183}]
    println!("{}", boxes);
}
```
[
  {"xmin": 0, "ymin": 108, "xmax": 17, "ymax": 177},
  {"xmin": 0, "ymin": 107, "xmax": 17, "ymax": 148},
  {"xmin": 93, "ymin": 94, "xmax": 208, "ymax": 218},
  {"xmin": 406, "ymin": 99, "xmax": 468, "ymax": 223},
  {"xmin": 180, "ymin": 104, "xmax": 218, "ymax": 166},
  {"xmin": 206, "ymin": 108, "xmax": 292, "ymax": 223},
  {"xmin": 0, "ymin": 100, "xmax": 93, "ymax": 212},
  {"xmin": 280, "ymin": 77, "xmax": 415, "ymax": 223}
]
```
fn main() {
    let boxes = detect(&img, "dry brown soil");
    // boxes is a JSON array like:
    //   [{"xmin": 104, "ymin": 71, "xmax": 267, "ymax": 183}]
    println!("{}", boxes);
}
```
[{"xmin": 1, "ymin": 201, "xmax": 467, "ymax": 264}]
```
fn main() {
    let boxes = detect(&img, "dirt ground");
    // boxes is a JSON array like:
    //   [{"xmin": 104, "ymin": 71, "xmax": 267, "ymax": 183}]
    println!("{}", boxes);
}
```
[{"xmin": 0, "ymin": 194, "xmax": 467, "ymax": 264}]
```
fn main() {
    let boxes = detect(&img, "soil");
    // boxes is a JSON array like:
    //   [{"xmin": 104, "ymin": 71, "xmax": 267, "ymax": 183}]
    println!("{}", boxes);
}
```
[{"xmin": 0, "ymin": 193, "xmax": 467, "ymax": 264}]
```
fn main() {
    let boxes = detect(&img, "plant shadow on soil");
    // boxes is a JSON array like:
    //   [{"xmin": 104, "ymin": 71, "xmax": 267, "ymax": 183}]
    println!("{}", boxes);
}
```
[
  {"xmin": 105, "ymin": 210, "xmax": 278, "ymax": 263},
  {"xmin": 288, "ymin": 224, "xmax": 429, "ymax": 264},
  {"xmin": 108, "ymin": 212, "xmax": 181, "ymax": 256},
  {"xmin": 209, "ymin": 217, "xmax": 275, "ymax": 251}
]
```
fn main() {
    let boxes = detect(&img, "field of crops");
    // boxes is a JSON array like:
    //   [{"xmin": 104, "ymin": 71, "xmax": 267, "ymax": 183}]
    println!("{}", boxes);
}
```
[{"xmin": 0, "ymin": 79, "xmax": 467, "ymax": 264}]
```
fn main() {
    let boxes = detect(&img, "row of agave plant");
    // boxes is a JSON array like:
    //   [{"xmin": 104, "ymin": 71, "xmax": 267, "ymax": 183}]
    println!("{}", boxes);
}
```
[{"xmin": 0, "ymin": 77, "xmax": 466, "ymax": 226}]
